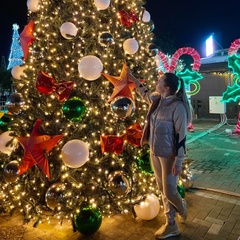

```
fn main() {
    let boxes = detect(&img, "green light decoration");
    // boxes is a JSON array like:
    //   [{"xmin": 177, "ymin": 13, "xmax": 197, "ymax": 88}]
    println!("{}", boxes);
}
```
[
  {"xmin": 222, "ymin": 81, "xmax": 240, "ymax": 103},
  {"xmin": 136, "ymin": 149, "xmax": 154, "ymax": 175},
  {"xmin": 222, "ymin": 54, "xmax": 240, "ymax": 103},
  {"xmin": 228, "ymin": 54, "xmax": 240, "ymax": 76},
  {"xmin": 176, "ymin": 69, "xmax": 203, "ymax": 96}
]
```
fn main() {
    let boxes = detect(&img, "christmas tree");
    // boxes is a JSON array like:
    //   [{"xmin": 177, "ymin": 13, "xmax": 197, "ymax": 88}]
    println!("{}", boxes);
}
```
[
  {"xmin": 7, "ymin": 24, "xmax": 24, "ymax": 70},
  {"xmin": 0, "ymin": 0, "xmax": 161, "ymax": 232}
]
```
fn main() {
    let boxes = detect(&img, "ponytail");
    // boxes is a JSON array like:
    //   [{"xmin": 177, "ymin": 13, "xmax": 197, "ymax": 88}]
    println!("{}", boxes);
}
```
[
  {"xmin": 163, "ymin": 73, "xmax": 192, "ymax": 124},
  {"xmin": 176, "ymin": 78, "xmax": 192, "ymax": 124}
]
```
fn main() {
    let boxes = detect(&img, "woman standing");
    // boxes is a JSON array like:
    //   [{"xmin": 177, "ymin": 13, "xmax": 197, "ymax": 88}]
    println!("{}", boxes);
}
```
[{"xmin": 128, "ymin": 69, "xmax": 191, "ymax": 239}]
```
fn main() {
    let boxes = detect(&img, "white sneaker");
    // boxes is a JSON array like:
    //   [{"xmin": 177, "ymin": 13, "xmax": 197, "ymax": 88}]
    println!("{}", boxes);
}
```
[
  {"xmin": 155, "ymin": 222, "xmax": 180, "ymax": 239},
  {"xmin": 178, "ymin": 199, "xmax": 187, "ymax": 223}
]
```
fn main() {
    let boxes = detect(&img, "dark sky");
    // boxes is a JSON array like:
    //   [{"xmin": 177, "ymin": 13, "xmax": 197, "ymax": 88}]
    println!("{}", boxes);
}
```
[
  {"xmin": 1, "ymin": 0, "xmax": 240, "ymax": 60},
  {"xmin": 146, "ymin": 0, "xmax": 240, "ymax": 56},
  {"xmin": 0, "ymin": 0, "xmax": 28, "ymax": 60}
]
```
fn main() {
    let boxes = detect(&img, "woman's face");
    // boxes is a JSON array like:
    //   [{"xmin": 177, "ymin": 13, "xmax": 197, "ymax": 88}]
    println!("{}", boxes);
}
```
[{"xmin": 155, "ymin": 75, "xmax": 168, "ymax": 95}]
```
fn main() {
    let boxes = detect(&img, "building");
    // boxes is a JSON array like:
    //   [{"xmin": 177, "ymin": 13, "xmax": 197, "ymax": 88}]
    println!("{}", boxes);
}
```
[{"xmin": 190, "ymin": 49, "xmax": 239, "ymax": 119}]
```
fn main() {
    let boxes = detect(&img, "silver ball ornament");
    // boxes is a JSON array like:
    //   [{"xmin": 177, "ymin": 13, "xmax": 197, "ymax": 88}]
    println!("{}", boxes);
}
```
[
  {"xmin": 3, "ymin": 161, "xmax": 19, "ymax": 183},
  {"xmin": 110, "ymin": 96, "xmax": 135, "ymax": 119},
  {"xmin": 148, "ymin": 43, "xmax": 158, "ymax": 57},
  {"xmin": 99, "ymin": 32, "xmax": 114, "ymax": 47},
  {"xmin": 45, "ymin": 182, "xmax": 67, "ymax": 210},
  {"xmin": 6, "ymin": 93, "xmax": 24, "ymax": 114},
  {"xmin": 107, "ymin": 170, "xmax": 131, "ymax": 198},
  {"xmin": 180, "ymin": 170, "xmax": 194, "ymax": 190}
]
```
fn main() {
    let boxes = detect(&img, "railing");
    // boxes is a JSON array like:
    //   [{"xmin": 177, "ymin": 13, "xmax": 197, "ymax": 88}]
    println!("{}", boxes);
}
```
[{"xmin": 0, "ymin": 101, "xmax": 7, "ymax": 111}]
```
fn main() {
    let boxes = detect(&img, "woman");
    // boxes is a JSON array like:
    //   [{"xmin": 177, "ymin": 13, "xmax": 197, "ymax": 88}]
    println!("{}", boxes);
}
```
[{"xmin": 128, "ymin": 69, "xmax": 191, "ymax": 239}]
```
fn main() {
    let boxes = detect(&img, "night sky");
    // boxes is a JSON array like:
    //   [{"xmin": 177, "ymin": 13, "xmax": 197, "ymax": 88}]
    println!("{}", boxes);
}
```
[
  {"xmin": 1, "ymin": 0, "xmax": 240, "ymax": 59},
  {"xmin": 146, "ymin": 0, "xmax": 240, "ymax": 56}
]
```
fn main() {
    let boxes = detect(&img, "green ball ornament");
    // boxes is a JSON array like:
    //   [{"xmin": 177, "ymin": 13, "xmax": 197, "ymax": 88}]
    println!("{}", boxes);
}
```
[
  {"xmin": 177, "ymin": 184, "xmax": 185, "ymax": 198},
  {"xmin": 136, "ymin": 149, "xmax": 153, "ymax": 175},
  {"xmin": 62, "ymin": 97, "xmax": 87, "ymax": 122},
  {"xmin": 0, "ymin": 122, "xmax": 9, "ymax": 132},
  {"xmin": 1, "ymin": 115, "xmax": 11, "ymax": 123},
  {"xmin": 74, "ymin": 204, "xmax": 102, "ymax": 235}
]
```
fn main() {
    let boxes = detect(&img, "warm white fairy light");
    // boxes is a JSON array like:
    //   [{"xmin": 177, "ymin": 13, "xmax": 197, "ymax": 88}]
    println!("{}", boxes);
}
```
[{"xmin": 0, "ymin": 0, "xmax": 162, "ymax": 227}]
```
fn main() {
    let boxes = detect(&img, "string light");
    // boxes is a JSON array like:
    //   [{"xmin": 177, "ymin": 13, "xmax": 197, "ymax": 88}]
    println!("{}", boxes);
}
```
[{"xmin": 0, "ymin": 0, "xmax": 162, "ymax": 229}]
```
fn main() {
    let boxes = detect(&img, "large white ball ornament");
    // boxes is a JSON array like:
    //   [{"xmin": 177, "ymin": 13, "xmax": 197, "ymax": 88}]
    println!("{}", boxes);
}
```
[
  {"xmin": 142, "ymin": 10, "xmax": 151, "ymax": 23},
  {"xmin": 27, "ymin": 0, "xmax": 39, "ymax": 12},
  {"xmin": 0, "ymin": 131, "xmax": 14, "ymax": 155},
  {"xmin": 134, "ymin": 194, "xmax": 160, "ymax": 220},
  {"xmin": 61, "ymin": 140, "xmax": 89, "ymax": 168},
  {"xmin": 11, "ymin": 65, "xmax": 26, "ymax": 80},
  {"xmin": 123, "ymin": 38, "xmax": 139, "ymax": 55},
  {"xmin": 60, "ymin": 22, "xmax": 78, "ymax": 39},
  {"xmin": 94, "ymin": 0, "xmax": 110, "ymax": 10},
  {"xmin": 78, "ymin": 55, "xmax": 103, "ymax": 81}
]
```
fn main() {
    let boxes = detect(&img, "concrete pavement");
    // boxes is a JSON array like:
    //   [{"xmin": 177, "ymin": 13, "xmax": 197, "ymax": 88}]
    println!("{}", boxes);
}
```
[
  {"xmin": 0, "ymin": 118, "xmax": 240, "ymax": 239},
  {"xmin": 187, "ymin": 118, "xmax": 240, "ymax": 196}
]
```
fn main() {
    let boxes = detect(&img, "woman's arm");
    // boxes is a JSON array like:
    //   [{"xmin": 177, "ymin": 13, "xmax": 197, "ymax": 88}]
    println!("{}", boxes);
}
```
[
  {"xmin": 127, "ymin": 68, "xmax": 152, "ymax": 105},
  {"xmin": 172, "ymin": 102, "xmax": 187, "ymax": 176}
]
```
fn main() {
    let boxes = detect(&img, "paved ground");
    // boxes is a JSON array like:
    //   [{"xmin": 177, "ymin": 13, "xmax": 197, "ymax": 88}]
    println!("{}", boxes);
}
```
[{"xmin": 1, "ymin": 118, "xmax": 240, "ymax": 240}]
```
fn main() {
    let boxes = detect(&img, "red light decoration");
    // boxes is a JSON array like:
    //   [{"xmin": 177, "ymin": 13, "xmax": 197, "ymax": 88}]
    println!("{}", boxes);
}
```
[
  {"xmin": 157, "ymin": 47, "xmax": 201, "ymax": 73},
  {"xmin": 228, "ymin": 38, "xmax": 240, "ymax": 56}
]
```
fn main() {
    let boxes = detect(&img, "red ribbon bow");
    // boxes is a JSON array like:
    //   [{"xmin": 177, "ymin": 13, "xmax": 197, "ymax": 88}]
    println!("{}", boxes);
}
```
[
  {"xmin": 118, "ymin": 10, "xmax": 139, "ymax": 27},
  {"xmin": 36, "ymin": 71, "xmax": 75, "ymax": 102},
  {"xmin": 100, "ymin": 123, "xmax": 143, "ymax": 154}
]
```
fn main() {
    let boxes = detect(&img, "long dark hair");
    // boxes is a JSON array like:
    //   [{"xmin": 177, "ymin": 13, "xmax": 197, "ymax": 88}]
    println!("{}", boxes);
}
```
[{"xmin": 163, "ymin": 73, "xmax": 192, "ymax": 124}]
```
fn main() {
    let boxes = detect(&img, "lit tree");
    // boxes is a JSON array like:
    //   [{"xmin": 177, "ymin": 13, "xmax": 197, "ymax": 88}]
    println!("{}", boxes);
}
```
[
  {"xmin": 0, "ymin": 0, "xmax": 161, "ymax": 231},
  {"xmin": 7, "ymin": 24, "xmax": 24, "ymax": 70}
]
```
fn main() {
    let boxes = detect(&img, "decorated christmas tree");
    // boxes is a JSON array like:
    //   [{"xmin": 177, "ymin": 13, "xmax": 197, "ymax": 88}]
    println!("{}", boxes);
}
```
[
  {"xmin": 0, "ymin": 0, "xmax": 162, "ymax": 233},
  {"xmin": 7, "ymin": 24, "xmax": 24, "ymax": 70}
]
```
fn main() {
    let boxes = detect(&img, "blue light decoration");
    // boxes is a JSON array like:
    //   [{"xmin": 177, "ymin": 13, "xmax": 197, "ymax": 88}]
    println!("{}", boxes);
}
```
[
  {"xmin": 176, "ymin": 69, "xmax": 203, "ymax": 96},
  {"xmin": 222, "ymin": 53, "xmax": 240, "ymax": 103},
  {"xmin": 7, "ymin": 24, "xmax": 24, "ymax": 70}
]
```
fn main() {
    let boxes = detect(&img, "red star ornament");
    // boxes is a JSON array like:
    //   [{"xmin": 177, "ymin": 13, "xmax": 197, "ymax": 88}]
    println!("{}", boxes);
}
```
[
  {"xmin": 20, "ymin": 20, "xmax": 35, "ymax": 60},
  {"xmin": 102, "ymin": 63, "xmax": 144, "ymax": 103},
  {"xmin": 17, "ymin": 118, "xmax": 64, "ymax": 178}
]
